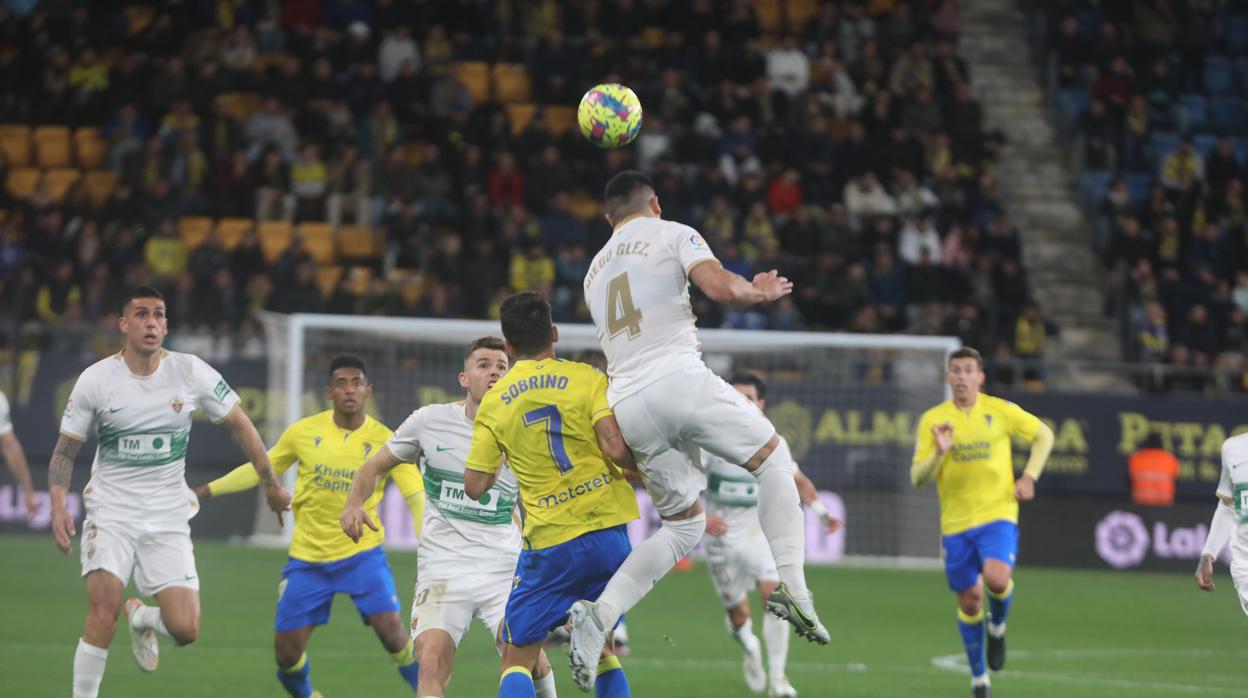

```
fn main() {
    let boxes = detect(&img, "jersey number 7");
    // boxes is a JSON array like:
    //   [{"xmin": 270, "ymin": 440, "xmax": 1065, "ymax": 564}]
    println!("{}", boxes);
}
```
[{"xmin": 523, "ymin": 405, "xmax": 574, "ymax": 475}]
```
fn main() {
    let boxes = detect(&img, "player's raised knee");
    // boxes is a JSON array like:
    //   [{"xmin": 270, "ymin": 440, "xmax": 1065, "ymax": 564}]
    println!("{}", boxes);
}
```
[
  {"xmin": 956, "ymin": 587, "xmax": 983, "ymax": 616},
  {"xmin": 85, "ymin": 603, "xmax": 120, "ymax": 634},
  {"xmin": 168, "ymin": 617, "xmax": 199, "ymax": 646},
  {"xmin": 274, "ymin": 636, "xmax": 304, "ymax": 668}
]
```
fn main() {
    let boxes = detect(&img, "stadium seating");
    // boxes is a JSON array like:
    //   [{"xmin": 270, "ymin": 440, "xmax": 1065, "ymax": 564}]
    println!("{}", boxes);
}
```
[
  {"xmin": 178, "ymin": 217, "xmax": 214, "ymax": 250},
  {"xmin": 297, "ymin": 222, "xmax": 336, "ymax": 264},
  {"xmin": 216, "ymin": 218, "xmax": 254, "ymax": 250}
]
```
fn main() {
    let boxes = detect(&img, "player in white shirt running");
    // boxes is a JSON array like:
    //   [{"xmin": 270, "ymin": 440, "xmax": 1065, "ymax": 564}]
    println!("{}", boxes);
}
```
[
  {"xmin": 0, "ymin": 389, "xmax": 39, "ymax": 520},
  {"xmin": 1196, "ymin": 431, "xmax": 1248, "ymax": 615},
  {"xmin": 342, "ymin": 336, "xmax": 558, "ymax": 698},
  {"xmin": 49, "ymin": 287, "xmax": 291, "ymax": 698},
  {"xmin": 570, "ymin": 170, "xmax": 829, "ymax": 690},
  {"xmin": 704, "ymin": 373, "xmax": 841, "ymax": 698}
]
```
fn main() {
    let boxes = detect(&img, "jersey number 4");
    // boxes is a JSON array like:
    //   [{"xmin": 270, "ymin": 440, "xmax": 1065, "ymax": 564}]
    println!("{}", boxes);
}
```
[
  {"xmin": 607, "ymin": 272, "xmax": 643, "ymax": 339},
  {"xmin": 523, "ymin": 405, "xmax": 574, "ymax": 475}
]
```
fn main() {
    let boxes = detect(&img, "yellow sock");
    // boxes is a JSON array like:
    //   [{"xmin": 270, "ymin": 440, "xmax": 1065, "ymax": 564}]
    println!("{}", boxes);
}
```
[
  {"xmin": 597, "ymin": 655, "xmax": 623, "ymax": 674},
  {"xmin": 282, "ymin": 652, "xmax": 308, "ymax": 674},
  {"xmin": 391, "ymin": 639, "xmax": 416, "ymax": 666}
]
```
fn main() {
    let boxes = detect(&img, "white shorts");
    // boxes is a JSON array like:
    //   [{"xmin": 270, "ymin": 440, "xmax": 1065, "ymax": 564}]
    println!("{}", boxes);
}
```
[
  {"xmin": 1232, "ymin": 566, "xmax": 1248, "ymax": 616},
  {"xmin": 613, "ymin": 366, "xmax": 775, "ymax": 516},
  {"xmin": 80, "ymin": 517, "xmax": 199, "ymax": 596},
  {"xmin": 706, "ymin": 532, "xmax": 779, "ymax": 607},
  {"xmin": 410, "ymin": 572, "xmax": 512, "ymax": 647}
]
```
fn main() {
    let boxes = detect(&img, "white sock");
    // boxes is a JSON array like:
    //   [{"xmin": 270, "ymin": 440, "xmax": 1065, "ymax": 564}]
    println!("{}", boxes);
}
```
[
  {"xmin": 763, "ymin": 612, "xmax": 790, "ymax": 678},
  {"xmin": 73, "ymin": 638, "xmax": 108, "ymax": 698},
  {"xmin": 726, "ymin": 616, "xmax": 762, "ymax": 656},
  {"xmin": 534, "ymin": 667, "xmax": 558, "ymax": 698},
  {"xmin": 987, "ymin": 622, "xmax": 1006, "ymax": 638},
  {"xmin": 753, "ymin": 441, "xmax": 809, "ymax": 599},
  {"xmin": 596, "ymin": 513, "xmax": 706, "ymax": 627},
  {"xmin": 972, "ymin": 674, "xmax": 991, "ymax": 687},
  {"xmin": 131, "ymin": 604, "xmax": 173, "ymax": 639}
]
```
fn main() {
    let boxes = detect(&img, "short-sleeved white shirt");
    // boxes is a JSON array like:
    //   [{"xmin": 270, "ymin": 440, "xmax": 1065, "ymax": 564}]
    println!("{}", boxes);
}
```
[
  {"xmin": 387, "ymin": 402, "xmax": 521, "ymax": 580},
  {"xmin": 60, "ymin": 350, "xmax": 240, "ymax": 523},
  {"xmin": 584, "ymin": 217, "xmax": 718, "ymax": 401},
  {"xmin": 0, "ymin": 390, "xmax": 12, "ymax": 436},
  {"xmin": 1218, "ymin": 433, "xmax": 1248, "ymax": 575}
]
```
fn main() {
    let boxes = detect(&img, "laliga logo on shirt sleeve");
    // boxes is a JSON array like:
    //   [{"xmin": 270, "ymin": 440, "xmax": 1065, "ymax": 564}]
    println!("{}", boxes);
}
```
[{"xmin": 689, "ymin": 233, "xmax": 707, "ymax": 249}]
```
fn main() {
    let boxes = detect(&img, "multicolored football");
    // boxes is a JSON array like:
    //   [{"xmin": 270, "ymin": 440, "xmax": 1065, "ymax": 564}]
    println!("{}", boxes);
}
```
[{"xmin": 577, "ymin": 83, "xmax": 643, "ymax": 148}]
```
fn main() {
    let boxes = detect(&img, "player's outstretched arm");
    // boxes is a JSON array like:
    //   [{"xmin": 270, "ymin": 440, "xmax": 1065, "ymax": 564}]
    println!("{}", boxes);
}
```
[
  {"xmin": 1015, "ymin": 422, "xmax": 1055, "ymax": 501},
  {"xmin": 689, "ymin": 261, "xmax": 793, "ymax": 306},
  {"xmin": 594, "ymin": 415, "xmax": 637, "ymax": 472},
  {"xmin": 48, "ymin": 433, "xmax": 84, "ymax": 555},
  {"xmin": 220, "ymin": 405, "xmax": 291, "ymax": 525},
  {"xmin": 1, "ymin": 430, "xmax": 38, "ymax": 520},
  {"xmin": 341, "ymin": 445, "xmax": 402, "ymax": 543},
  {"xmin": 1197, "ymin": 494, "xmax": 1236, "ymax": 591},
  {"xmin": 195, "ymin": 424, "xmax": 300, "ymax": 501}
]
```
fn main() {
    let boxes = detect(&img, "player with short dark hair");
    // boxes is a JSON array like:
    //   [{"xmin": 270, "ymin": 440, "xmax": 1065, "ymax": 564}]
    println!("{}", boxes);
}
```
[
  {"xmin": 911, "ymin": 347, "xmax": 1055, "ymax": 698},
  {"xmin": 464, "ymin": 291, "xmax": 640, "ymax": 698},
  {"xmin": 51, "ymin": 287, "xmax": 291, "ymax": 698},
  {"xmin": 196, "ymin": 354, "xmax": 424, "ymax": 698}
]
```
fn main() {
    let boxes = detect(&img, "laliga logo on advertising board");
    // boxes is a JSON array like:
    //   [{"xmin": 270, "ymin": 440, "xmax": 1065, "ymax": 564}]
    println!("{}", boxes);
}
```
[{"xmin": 1095, "ymin": 510, "xmax": 1212, "ymax": 569}]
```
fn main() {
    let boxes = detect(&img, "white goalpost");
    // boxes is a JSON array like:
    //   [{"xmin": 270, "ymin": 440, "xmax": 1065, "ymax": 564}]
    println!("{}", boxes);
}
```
[{"xmin": 256, "ymin": 312, "xmax": 958, "ymax": 565}]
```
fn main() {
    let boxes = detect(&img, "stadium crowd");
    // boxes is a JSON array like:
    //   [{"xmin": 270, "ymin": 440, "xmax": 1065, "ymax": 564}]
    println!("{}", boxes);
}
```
[
  {"xmin": 1044, "ymin": 0, "xmax": 1248, "ymax": 391},
  {"xmin": 0, "ymin": 0, "xmax": 1050, "ymax": 368}
]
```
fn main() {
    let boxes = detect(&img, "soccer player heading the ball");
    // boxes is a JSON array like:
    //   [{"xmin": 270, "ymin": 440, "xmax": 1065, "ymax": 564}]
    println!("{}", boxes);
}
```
[
  {"xmin": 574, "ymin": 170, "xmax": 828, "ymax": 690},
  {"xmin": 911, "ymin": 347, "xmax": 1054, "ymax": 698}
]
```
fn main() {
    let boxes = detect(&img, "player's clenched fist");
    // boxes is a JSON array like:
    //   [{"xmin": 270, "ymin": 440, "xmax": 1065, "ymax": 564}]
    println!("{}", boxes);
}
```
[
  {"xmin": 932, "ymin": 422, "xmax": 954, "ymax": 455},
  {"xmin": 1013, "ymin": 474, "xmax": 1036, "ymax": 502},
  {"xmin": 340, "ymin": 503, "xmax": 378, "ymax": 543}
]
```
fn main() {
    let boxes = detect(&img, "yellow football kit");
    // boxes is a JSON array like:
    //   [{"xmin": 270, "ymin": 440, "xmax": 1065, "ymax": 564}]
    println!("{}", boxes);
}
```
[
  {"xmin": 207, "ymin": 410, "xmax": 424, "ymax": 563},
  {"xmin": 913, "ymin": 394, "xmax": 1042, "ymax": 536},
  {"xmin": 466, "ymin": 359, "xmax": 639, "ymax": 549}
]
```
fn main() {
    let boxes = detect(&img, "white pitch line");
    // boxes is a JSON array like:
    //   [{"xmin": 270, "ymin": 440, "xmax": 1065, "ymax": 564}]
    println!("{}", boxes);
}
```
[{"xmin": 931, "ymin": 651, "xmax": 1248, "ymax": 696}]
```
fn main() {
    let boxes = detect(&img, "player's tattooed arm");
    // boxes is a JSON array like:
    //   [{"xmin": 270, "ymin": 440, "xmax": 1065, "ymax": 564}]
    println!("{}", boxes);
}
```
[
  {"xmin": 49, "ymin": 434, "xmax": 83, "ymax": 555},
  {"xmin": 221, "ymin": 405, "xmax": 292, "ymax": 523}
]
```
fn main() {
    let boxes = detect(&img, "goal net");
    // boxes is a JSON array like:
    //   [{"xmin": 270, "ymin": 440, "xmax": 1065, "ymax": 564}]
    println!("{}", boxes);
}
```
[{"xmin": 257, "ymin": 313, "xmax": 957, "ymax": 565}]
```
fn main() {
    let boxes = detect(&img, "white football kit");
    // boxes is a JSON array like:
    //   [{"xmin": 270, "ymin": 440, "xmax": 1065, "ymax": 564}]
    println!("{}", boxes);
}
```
[
  {"xmin": 704, "ymin": 451, "xmax": 780, "ymax": 607},
  {"xmin": 0, "ymin": 389, "xmax": 13, "ymax": 436},
  {"xmin": 584, "ymin": 217, "xmax": 776, "ymax": 515},
  {"xmin": 1216, "ymin": 433, "xmax": 1248, "ymax": 614},
  {"xmin": 60, "ymin": 350, "xmax": 240, "ymax": 595},
  {"xmin": 386, "ymin": 401, "xmax": 522, "ymax": 645}
]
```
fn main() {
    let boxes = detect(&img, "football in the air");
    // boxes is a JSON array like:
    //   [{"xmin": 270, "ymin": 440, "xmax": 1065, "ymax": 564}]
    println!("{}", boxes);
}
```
[{"xmin": 577, "ymin": 83, "xmax": 643, "ymax": 148}]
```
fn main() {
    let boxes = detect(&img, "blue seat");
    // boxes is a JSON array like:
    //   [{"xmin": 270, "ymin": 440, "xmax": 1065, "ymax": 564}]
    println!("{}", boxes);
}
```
[
  {"xmin": 1178, "ymin": 94, "xmax": 1208, "ymax": 132},
  {"xmin": 1124, "ymin": 173, "xmax": 1154, "ymax": 206},
  {"xmin": 1150, "ymin": 132, "xmax": 1180, "ymax": 163},
  {"xmin": 1205, "ymin": 56, "xmax": 1235, "ymax": 95},
  {"xmin": 1056, "ymin": 89, "xmax": 1090, "ymax": 131},
  {"xmin": 1210, "ymin": 97, "xmax": 1248, "ymax": 134},
  {"xmin": 1229, "ymin": 17, "xmax": 1248, "ymax": 54},
  {"xmin": 1236, "ymin": 57, "xmax": 1248, "ymax": 92},
  {"xmin": 1193, "ymin": 133, "xmax": 1219, "ymax": 157},
  {"xmin": 1078, "ymin": 170, "xmax": 1114, "ymax": 209}
]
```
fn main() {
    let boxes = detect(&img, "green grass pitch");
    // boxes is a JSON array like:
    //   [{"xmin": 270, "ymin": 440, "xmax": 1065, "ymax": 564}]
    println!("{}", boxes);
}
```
[{"xmin": 0, "ymin": 535, "xmax": 1244, "ymax": 697}]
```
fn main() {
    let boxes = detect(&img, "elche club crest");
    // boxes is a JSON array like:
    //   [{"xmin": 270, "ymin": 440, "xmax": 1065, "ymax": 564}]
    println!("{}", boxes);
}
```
[{"xmin": 170, "ymin": 396, "xmax": 185, "ymax": 413}]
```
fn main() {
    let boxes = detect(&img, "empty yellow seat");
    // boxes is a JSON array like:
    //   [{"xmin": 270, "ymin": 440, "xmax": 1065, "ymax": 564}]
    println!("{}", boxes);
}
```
[
  {"xmin": 543, "ymin": 106, "xmax": 577, "ymax": 135},
  {"xmin": 316, "ymin": 265, "xmax": 344, "ymax": 296},
  {"xmin": 507, "ymin": 103, "xmax": 537, "ymax": 134},
  {"xmin": 83, "ymin": 170, "xmax": 119, "ymax": 207},
  {"xmin": 34, "ymin": 126, "xmax": 72, "ymax": 168},
  {"xmin": 451, "ymin": 62, "xmax": 491, "ymax": 103},
  {"xmin": 298, "ymin": 222, "xmax": 336, "ymax": 264},
  {"xmin": 338, "ymin": 225, "xmax": 379, "ymax": 260},
  {"xmin": 43, "ymin": 168, "xmax": 82, "ymax": 202},
  {"xmin": 75, "ymin": 128, "xmax": 105, "ymax": 169},
  {"xmin": 178, "ymin": 217, "xmax": 214, "ymax": 250},
  {"xmin": 0, "ymin": 126, "xmax": 30, "ymax": 166},
  {"xmin": 493, "ymin": 63, "xmax": 532, "ymax": 103},
  {"xmin": 6, "ymin": 167, "xmax": 38, "ymax": 199},
  {"xmin": 259, "ymin": 220, "xmax": 294, "ymax": 263},
  {"xmin": 216, "ymin": 218, "xmax": 254, "ymax": 250}
]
